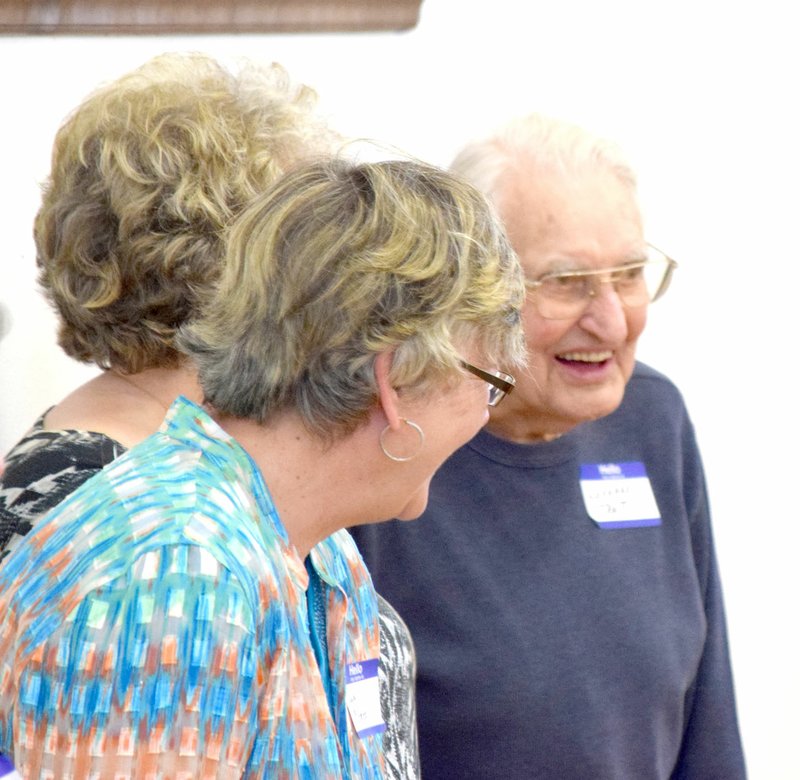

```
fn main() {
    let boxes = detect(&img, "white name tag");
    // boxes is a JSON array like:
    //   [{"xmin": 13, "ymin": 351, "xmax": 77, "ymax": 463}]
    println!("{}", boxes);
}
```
[
  {"xmin": 0, "ymin": 755, "xmax": 21, "ymax": 779},
  {"xmin": 345, "ymin": 658, "xmax": 386, "ymax": 739},
  {"xmin": 580, "ymin": 462, "xmax": 661, "ymax": 529}
]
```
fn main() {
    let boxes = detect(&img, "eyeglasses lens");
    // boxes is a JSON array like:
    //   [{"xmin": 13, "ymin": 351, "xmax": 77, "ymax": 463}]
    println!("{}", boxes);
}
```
[{"xmin": 487, "ymin": 386, "xmax": 504, "ymax": 407}]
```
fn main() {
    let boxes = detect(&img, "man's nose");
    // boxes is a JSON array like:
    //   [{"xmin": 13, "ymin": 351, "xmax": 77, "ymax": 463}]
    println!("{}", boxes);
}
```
[{"xmin": 579, "ymin": 280, "xmax": 629, "ymax": 338}]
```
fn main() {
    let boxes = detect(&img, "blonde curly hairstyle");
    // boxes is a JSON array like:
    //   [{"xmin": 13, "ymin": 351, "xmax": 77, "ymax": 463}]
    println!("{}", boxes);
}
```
[
  {"xmin": 35, "ymin": 51, "xmax": 336, "ymax": 373},
  {"xmin": 179, "ymin": 158, "xmax": 526, "ymax": 439}
]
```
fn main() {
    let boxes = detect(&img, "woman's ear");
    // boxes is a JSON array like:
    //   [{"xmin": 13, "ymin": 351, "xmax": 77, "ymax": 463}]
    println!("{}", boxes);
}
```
[{"xmin": 374, "ymin": 351, "xmax": 402, "ymax": 430}]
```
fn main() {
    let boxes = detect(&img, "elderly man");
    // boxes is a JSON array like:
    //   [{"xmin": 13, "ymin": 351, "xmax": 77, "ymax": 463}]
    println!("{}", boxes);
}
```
[{"xmin": 352, "ymin": 114, "xmax": 746, "ymax": 778}]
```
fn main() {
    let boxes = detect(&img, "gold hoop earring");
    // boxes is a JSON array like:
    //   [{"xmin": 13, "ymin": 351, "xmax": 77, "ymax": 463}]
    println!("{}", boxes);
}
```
[{"xmin": 380, "ymin": 418, "xmax": 425, "ymax": 462}]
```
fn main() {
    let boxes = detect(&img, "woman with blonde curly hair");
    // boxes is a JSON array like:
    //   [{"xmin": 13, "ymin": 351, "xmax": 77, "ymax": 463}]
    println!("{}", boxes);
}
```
[
  {"xmin": 0, "ymin": 52, "xmax": 428, "ymax": 779},
  {"xmin": 0, "ymin": 157, "xmax": 525, "ymax": 777},
  {"xmin": 0, "ymin": 51, "xmax": 333, "ymax": 557}
]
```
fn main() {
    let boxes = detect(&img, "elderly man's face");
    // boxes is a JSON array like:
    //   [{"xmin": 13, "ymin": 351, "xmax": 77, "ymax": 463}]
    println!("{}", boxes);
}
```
[{"xmin": 489, "ymin": 168, "xmax": 646, "ymax": 442}]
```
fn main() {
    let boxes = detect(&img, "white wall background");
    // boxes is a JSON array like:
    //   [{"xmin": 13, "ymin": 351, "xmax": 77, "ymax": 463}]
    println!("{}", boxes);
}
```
[{"xmin": 1, "ymin": 1, "xmax": 797, "ymax": 776}]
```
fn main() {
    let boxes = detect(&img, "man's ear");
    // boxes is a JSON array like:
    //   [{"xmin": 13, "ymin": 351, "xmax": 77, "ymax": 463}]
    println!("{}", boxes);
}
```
[{"xmin": 374, "ymin": 351, "xmax": 402, "ymax": 430}]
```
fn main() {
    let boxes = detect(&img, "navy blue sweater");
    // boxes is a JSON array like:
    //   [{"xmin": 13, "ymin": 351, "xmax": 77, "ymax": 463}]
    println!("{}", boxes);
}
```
[{"xmin": 352, "ymin": 363, "xmax": 746, "ymax": 779}]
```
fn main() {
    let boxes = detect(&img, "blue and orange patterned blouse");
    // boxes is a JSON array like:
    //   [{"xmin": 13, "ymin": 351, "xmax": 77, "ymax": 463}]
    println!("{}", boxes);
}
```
[{"xmin": 0, "ymin": 397, "xmax": 384, "ymax": 779}]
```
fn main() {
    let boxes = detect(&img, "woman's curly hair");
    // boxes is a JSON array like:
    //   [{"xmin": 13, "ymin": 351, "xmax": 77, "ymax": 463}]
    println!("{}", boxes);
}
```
[
  {"xmin": 179, "ymin": 158, "xmax": 527, "ymax": 440},
  {"xmin": 35, "ymin": 51, "xmax": 336, "ymax": 373}
]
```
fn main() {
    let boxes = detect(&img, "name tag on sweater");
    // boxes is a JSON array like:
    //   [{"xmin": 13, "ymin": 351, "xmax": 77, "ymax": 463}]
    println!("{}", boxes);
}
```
[
  {"xmin": 580, "ymin": 462, "xmax": 661, "ymax": 529},
  {"xmin": 345, "ymin": 658, "xmax": 386, "ymax": 738}
]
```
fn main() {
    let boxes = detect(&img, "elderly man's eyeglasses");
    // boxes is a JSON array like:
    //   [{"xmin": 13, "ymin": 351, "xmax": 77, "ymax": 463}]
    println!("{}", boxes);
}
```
[
  {"xmin": 524, "ymin": 245, "xmax": 678, "ymax": 320},
  {"xmin": 459, "ymin": 360, "xmax": 516, "ymax": 407}
]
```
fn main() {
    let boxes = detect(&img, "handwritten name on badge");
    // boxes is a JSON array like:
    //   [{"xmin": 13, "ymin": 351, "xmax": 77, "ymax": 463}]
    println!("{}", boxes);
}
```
[
  {"xmin": 580, "ymin": 462, "xmax": 661, "ymax": 529},
  {"xmin": 345, "ymin": 658, "xmax": 385, "ymax": 739}
]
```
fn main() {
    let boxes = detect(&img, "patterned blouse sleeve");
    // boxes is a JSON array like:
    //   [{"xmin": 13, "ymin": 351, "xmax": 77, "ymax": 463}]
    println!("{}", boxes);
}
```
[{"xmin": 6, "ymin": 543, "xmax": 263, "ymax": 778}]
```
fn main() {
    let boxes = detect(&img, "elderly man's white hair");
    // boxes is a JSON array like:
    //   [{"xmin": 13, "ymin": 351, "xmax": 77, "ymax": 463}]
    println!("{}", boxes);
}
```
[{"xmin": 450, "ymin": 113, "xmax": 638, "ymax": 204}]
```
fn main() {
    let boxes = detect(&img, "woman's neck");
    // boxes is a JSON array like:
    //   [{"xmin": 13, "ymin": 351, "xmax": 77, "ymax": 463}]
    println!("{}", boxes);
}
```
[
  {"xmin": 214, "ymin": 410, "xmax": 393, "ymax": 559},
  {"xmin": 45, "ymin": 364, "xmax": 203, "ymax": 448}
]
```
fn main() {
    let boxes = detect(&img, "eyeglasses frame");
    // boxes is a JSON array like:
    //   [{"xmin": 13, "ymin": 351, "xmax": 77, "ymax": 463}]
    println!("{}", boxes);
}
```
[
  {"xmin": 523, "ymin": 245, "xmax": 678, "ymax": 320},
  {"xmin": 459, "ymin": 360, "xmax": 516, "ymax": 407}
]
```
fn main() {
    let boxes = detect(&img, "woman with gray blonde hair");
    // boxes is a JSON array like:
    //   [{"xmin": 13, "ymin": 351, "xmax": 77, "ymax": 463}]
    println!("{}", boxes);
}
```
[
  {"xmin": 0, "ymin": 158, "xmax": 525, "ymax": 778},
  {"xmin": 0, "ymin": 52, "xmax": 421, "ymax": 779}
]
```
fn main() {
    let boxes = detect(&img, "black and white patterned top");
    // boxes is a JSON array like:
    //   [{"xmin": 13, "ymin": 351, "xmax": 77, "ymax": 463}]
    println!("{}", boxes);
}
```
[
  {"xmin": 0, "ymin": 413, "xmax": 421, "ymax": 779},
  {"xmin": 376, "ymin": 595, "xmax": 420, "ymax": 779},
  {"xmin": 0, "ymin": 413, "xmax": 125, "ymax": 562}
]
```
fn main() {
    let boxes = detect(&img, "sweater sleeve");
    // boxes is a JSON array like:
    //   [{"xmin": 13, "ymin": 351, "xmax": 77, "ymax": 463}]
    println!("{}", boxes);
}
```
[{"xmin": 672, "ymin": 419, "xmax": 747, "ymax": 779}]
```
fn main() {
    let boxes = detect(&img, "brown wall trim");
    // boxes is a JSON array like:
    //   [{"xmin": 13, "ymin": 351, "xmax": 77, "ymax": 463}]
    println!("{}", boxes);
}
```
[{"xmin": 0, "ymin": 0, "xmax": 423, "ymax": 34}]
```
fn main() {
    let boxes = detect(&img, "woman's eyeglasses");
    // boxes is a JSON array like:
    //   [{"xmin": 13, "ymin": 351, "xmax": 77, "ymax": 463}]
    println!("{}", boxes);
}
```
[{"xmin": 459, "ymin": 360, "xmax": 516, "ymax": 407}]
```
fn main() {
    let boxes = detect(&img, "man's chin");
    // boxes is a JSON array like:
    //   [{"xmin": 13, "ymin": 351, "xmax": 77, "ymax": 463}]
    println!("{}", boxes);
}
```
[{"xmin": 563, "ymin": 386, "xmax": 627, "ymax": 427}]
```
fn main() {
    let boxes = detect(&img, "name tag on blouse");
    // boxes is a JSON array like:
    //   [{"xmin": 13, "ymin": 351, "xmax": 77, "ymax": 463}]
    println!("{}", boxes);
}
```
[
  {"xmin": 0, "ymin": 754, "xmax": 21, "ymax": 780},
  {"xmin": 580, "ymin": 462, "xmax": 661, "ymax": 529},
  {"xmin": 345, "ymin": 658, "xmax": 386, "ymax": 738}
]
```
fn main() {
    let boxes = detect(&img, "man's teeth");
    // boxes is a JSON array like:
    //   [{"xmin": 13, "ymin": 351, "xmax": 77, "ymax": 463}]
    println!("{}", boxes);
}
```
[{"xmin": 559, "ymin": 351, "xmax": 612, "ymax": 363}]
